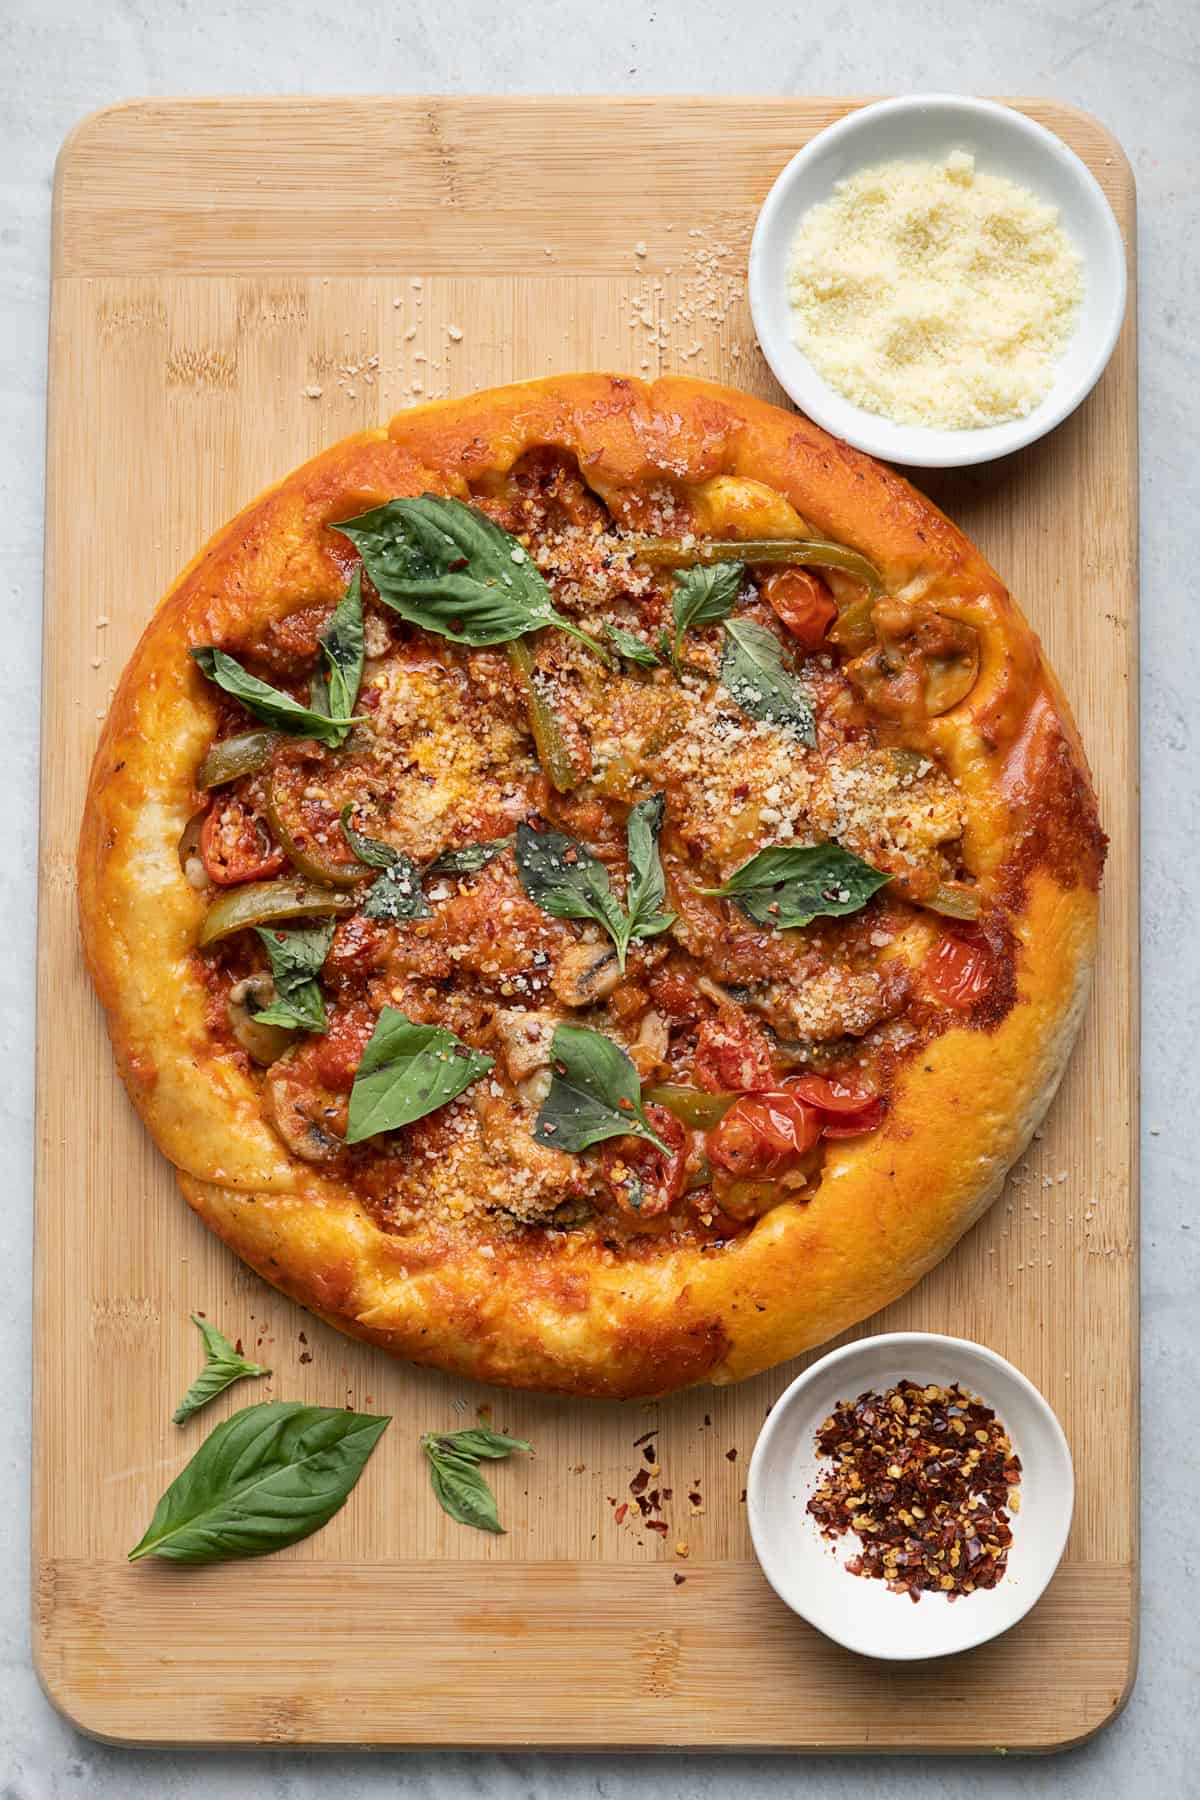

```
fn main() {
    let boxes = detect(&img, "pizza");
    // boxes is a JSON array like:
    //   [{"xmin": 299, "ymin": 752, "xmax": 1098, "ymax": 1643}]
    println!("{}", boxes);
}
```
[{"xmin": 78, "ymin": 375, "xmax": 1104, "ymax": 1398}]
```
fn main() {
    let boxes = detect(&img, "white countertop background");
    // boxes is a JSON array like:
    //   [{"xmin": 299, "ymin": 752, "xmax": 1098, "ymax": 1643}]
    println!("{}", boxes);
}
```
[{"xmin": 3, "ymin": 0, "xmax": 1196, "ymax": 1792}]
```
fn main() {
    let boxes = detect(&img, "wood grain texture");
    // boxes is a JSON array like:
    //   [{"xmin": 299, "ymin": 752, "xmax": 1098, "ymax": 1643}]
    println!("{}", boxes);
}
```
[{"xmin": 36, "ymin": 96, "xmax": 1138, "ymax": 1749}]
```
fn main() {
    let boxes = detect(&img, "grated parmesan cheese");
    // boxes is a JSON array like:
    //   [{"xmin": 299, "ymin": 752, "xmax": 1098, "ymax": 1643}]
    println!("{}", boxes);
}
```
[{"xmin": 786, "ymin": 150, "xmax": 1083, "ymax": 429}]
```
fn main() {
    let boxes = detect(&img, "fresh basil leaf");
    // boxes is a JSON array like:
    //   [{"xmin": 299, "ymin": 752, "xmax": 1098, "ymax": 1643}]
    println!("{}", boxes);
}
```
[
  {"xmin": 339, "ymin": 809, "xmax": 431, "ymax": 921},
  {"xmin": 701, "ymin": 842, "xmax": 891, "ymax": 929},
  {"xmin": 426, "ymin": 1448, "xmax": 505, "ymax": 1533},
  {"xmin": 345, "ymin": 1006, "xmax": 493, "ymax": 1144},
  {"xmin": 251, "ymin": 920, "xmax": 334, "ymax": 1033},
  {"xmin": 334, "ymin": 496, "xmax": 604, "ymax": 659},
  {"xmin": 128, "ymin": 1401, "xmax": 390, "ymax": 1564},
  {"xmin": 606, "ymin": 623, "xmax": 661, "ymax": 669},
  {"xmin": 172, "ymin": 1314, "xmax": 269, "ymax": 1426},
  {"xmin": 514, "ymin": 821, "xmax": 629, "ymax": 965},
  {"xmin": 533, "ymin": 1023, "xmax": 670, "ymax": 1155},
  {"xmin": 429, "ymin": 1427, "xmax": 533, "ymax": 1461},
  {"xmin": 719, "ymin": 617, "xmax": 817, "ymax": 746},
  {"xmin": 313, "ymin": 570, "xmax": 365, "ymax": 747},
  {"xmin": 671, "ymin": 561, "xmax": 744, "ymax": 668},
  {"xmin": 426, "ymin": 836, "xmax": 513, "ymax": 877},
  {"xmin": 621, "ymin": 792, "xmax": 676, "ymax": 953},
  {"xmin": 190, "ymin": 647, "xmax": 360, "ymax": 748},
  {"xmin": 420, "ymin": 1426, "xmax": 530, "ymax": 1533}
]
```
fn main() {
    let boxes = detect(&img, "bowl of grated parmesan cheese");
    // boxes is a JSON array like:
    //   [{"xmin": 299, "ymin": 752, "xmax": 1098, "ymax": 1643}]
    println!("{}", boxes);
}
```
[{"xmin": 749, "ymin": 95, "xmax": 1127, "ymax": 468}]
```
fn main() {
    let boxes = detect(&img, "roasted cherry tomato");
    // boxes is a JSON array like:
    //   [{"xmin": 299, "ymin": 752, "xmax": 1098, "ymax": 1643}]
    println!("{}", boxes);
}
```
[
  {"xmin": 199, "ymin": 797, "xmax": 286, "ymax": 886},
  {"xmin": 706, "ymin": 1091, "xmax": 822, "ymax": 1178},
  {"xmin": 599, "ymin": 1104, "xmax": 687, "ymax": 1217},
  {"xmin": 785, "ymin": 1074, "xmax": 886, "ymax": 1139},
  {"xmin": 760, "ymin": 568, "xmax": 838, "ymax": 653},
  {"xmin": 926, "ymin": 928, "xmax": 993, "ymax": 1010},
  {"xmin": 693, "ymin": 1005, "xmax": 774, "ymax": 1093}
]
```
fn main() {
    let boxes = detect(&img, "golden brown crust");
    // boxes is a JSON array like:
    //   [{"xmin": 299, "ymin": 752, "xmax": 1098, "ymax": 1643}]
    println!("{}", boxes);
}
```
[{"xmin": 78, "ymin": 376, "xmax": 1101, "ymax": 1397}]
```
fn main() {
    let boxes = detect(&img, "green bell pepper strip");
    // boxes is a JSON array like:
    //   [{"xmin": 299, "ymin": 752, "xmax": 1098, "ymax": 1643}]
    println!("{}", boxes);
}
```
[
  {"xmin": 197, "ymin": 881, "xmax": 356, "ymax": 948},
  {"xmin": 507, "ymin": 640, "xmax": 587, "ymax": 794},
  {"xmin": 629, "ymin": 537, "xmax": 885, "ymax": 598},
  {"xmin": 195, "ymin": 730, "xmax": 280, "ymax": 790}
]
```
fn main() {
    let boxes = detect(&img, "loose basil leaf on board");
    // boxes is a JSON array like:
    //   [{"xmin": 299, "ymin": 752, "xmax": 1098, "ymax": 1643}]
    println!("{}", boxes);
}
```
[
  {"xmin": 128, "ymin": 1401, "xmax": 390, "ymax": 1564},
  {"xmin": 670, "ymin": 561, "xmax": 744, "ymax": 669},
  {"xmin": 339, "ymin": 809, "xmax": 432, "ymax": 922},
  {"xmin": 533, "ymin": 1024, "xmax": 671, "ymax": 1155},
  {"xmin": 605, "ymin": 623, "xmax": 662, "ymax": 669},
  {"xmin": 620, "ymin": 793, "xmax": 676, "ymax": 954},
  {"xmin": 421, "ymin": 1427, "xmax": 532, "ymax": 1534},
  {"xmin": 251, "ymin": 920, "xmax": 335, "ymax": 1033},
  {"xmin": 190, "ymin": 647, "xmax": 361, "ymax": 748},
  {"xmin": 719, "ymin": 618, "xmax": 817, "ymax": 746},
  {"xmin": 345, "ymin": 1006, "xmax": 494, "ymax": 1144},
  {"xmin": 514, "ymin": 821, "xmax": 629, "ymax": 962},
  {"xmin": 701, "ymin": 842, "xmax": 891, "ymax": 929},
  {"xmin": 311, "ymin": 570, "xmax": 365, "ymax": 747},
  {"xmin": 426, "ymin": 836, "xmax": 513, "ymax": 877},
  {"xmin": 333, "ymin": 496, "xmax": 605, "ymax": 659},
  {"xmin": 172, "ymin": 1314, "xmax": 270, "ymax": 1426}
]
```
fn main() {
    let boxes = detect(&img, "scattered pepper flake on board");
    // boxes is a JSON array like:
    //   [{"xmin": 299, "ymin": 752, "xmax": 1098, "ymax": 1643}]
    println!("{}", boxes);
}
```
[{"xmin": 806, "ymin": 1378, "xmax": 1021, "ymax": 1602}]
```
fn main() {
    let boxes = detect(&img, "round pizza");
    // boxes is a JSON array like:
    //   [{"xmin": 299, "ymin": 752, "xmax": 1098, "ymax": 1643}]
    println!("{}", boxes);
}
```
[{"xmin": 78, "ymin": 375, "xmax": 1104, "ymax": 1398}]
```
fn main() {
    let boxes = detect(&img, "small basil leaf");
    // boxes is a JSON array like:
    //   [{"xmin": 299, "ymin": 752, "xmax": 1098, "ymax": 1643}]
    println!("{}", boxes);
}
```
[
  {"xmin": 251, "ymin": 920, "xmax": 334, "ymax": 1033},
  {"xmin": 719, "ymin": 618, "xmax": 817, "ymax": 746},
  {"xmin": 334, "ymin": 496, "xmax": 604, "ymax": 658},
  {"xmin": 172, "ymin": 1314, "xmax": 269, "ymax": 1426},
  {"xmin": 128, "ymin": 1401, "xmax": 390, "ymax": 1563},
  {"xmin": 701, "ymin": 842, "xmax": 891, "ymax": 929},
  {"xmin": 339, "ymin": 809, "xmax": 432, "ymax": 920},
  {"xmin": 671, "ymin": 561, "xmax": 745, "ymax": 668},
  {"xmin": 426, "ymin": 836, "xmax": 513, "ymax": 876},
  {"xmin": 514, "ymin": 821, "xmax": 629, "ymax": 966},
  {"xmin": 426, "ymin": 1449, "xmax": 505, "ymax": 1534},
  {"xmin": 314, "ymin": 570, "xmax": 365, "ymax": 747},
  {"xmin": 606, "ymin": 623, "xmax": 661, "ymax": 669},
  {"xmin": 431, "ymin": 1428, "xmax": 533, "ymax": 1461},
  {"xmin": 190, "ymin": 647, "xmax": 360, "ymax": 748},
  {"xmin": 622, "ymin": 792, "xmax": 676, "ymax": 950},
  {"xmin": 533, "ymin": 1024, "xmax": 670, "ymax": 1156},
  {"xmin": 345, "ymin": 1006, "xmax": 493, "ymax": 1144},
  {"xmin": 339, "ymin": 808, "xmax": 401, "ymax": 870}
]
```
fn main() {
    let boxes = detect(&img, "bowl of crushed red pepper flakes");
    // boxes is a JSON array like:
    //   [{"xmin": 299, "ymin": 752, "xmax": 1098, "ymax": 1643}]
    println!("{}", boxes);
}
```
[
  {"xmin": 806, "ymin": 1379, "xmax": 1021, "ymax": 1602},
  {"xmin": 747, "ymin": 1334, "xmax": 1074, "ymax": 1660}
]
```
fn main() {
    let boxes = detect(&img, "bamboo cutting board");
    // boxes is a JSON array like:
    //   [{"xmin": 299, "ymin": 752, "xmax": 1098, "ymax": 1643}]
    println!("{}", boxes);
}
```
[{"xmin": 35, "ymin": 97, "xmax": 1137, "ymax": 1750}]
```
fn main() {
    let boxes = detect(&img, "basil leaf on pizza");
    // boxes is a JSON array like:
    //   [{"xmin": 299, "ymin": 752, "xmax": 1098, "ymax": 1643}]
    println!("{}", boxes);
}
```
[
  {"xmin": 345, "ymin": 1007, "xmax": 494, "ymax": 1144},
  {"xmin": 190, "ymin": 647, "xmax": 361, "ymax": 748},
  {"xmin": 534, "ymin": 1024, "xmax": 671, "ymax": 1155},
  {"xmin": 339, "ymin": 809, "xmax": 432, "ymax": 921},
  {"xmin": 333, "ymin": 495, "xmax": 605, "ymax": 658},
  {"xmin": 670, "ymin": 561, "xmax": 744, "ymax": 669},
  {"xmin": 720, "ymin": 618, "xmax": 817, "ymax": 746},
  {"xmin": 702, "ymin": 842, "xmax": 891, "ymax": 928},
  {"xmin": 620, "ymin": 793, "xmax": 676, "ymax": 952},
  {"xmin": 310, "ymin": 570, "xmax": 365, "ymax": 746},
  {"xmin": 129, "ymin": 1401, "xmax": 390, "ymax": 1563},
  {"xmin": 172, "ymin": 1314, "xmax": 269, "ymax": 1425},
  {"xmin": 515, "ymin": 799, "xmax": 673, "ymax": 972},
  {"xmin": 605, "ymin": 623, "xmax": 662, "ymax": 668},
  {"xmin": 426, "ymin": 837, "xmax": 513, "ymax": 876},
  {"xmin": 421, "ymin": 1426, "xmax": 532, "ymax": 1533},
  {"xmin": 251, "ymin": 920, "xmax": 334, "ymax": 1033}
]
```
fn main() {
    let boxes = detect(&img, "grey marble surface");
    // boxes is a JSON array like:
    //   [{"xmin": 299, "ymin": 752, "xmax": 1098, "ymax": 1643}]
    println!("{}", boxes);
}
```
[{"xmin": 3, "ymin": 0, "xmax": 1196, "ymax": 1792}]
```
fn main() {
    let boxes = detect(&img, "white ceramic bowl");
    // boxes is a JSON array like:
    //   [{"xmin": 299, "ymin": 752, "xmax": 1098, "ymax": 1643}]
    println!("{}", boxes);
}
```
[
  {"xmin": 747, "ymin": 1332, "xmax": 1073, "ymax": 1660},
  {"xmin": 748, "ymin": 95, "xmax": 1127, "ymax": 468}
]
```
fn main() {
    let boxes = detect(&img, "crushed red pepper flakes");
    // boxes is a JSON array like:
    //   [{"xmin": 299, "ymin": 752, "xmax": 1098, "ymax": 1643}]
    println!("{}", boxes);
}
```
[
  {"xmin": 673, "ymin": 1572, "xmax": 687, "ymax": 1585},
  {"xmin": 806, "ymin": 1378, "xmax": 1021, "ymax": 1603}
]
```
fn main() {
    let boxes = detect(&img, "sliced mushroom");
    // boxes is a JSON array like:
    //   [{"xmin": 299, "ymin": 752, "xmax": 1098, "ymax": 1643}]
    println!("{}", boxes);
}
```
[
  {"xmin": 492, "ymin": 1008, "xmax": 558, "ymax": 1081},
  {"xmin": 551, "ymin": 940, "xmax": 621, "ymax": 1008},
  {"xmin": 227, "ymin": 975, "xmax": 293, "ymax": 1067},
  {"xmin": 629, "ymin": 1007, "xmax": 670, "ymax": 1079},
  {"xmin": 265, "ymin": 1059, "xmax": 343, "ymax": 1162}
]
